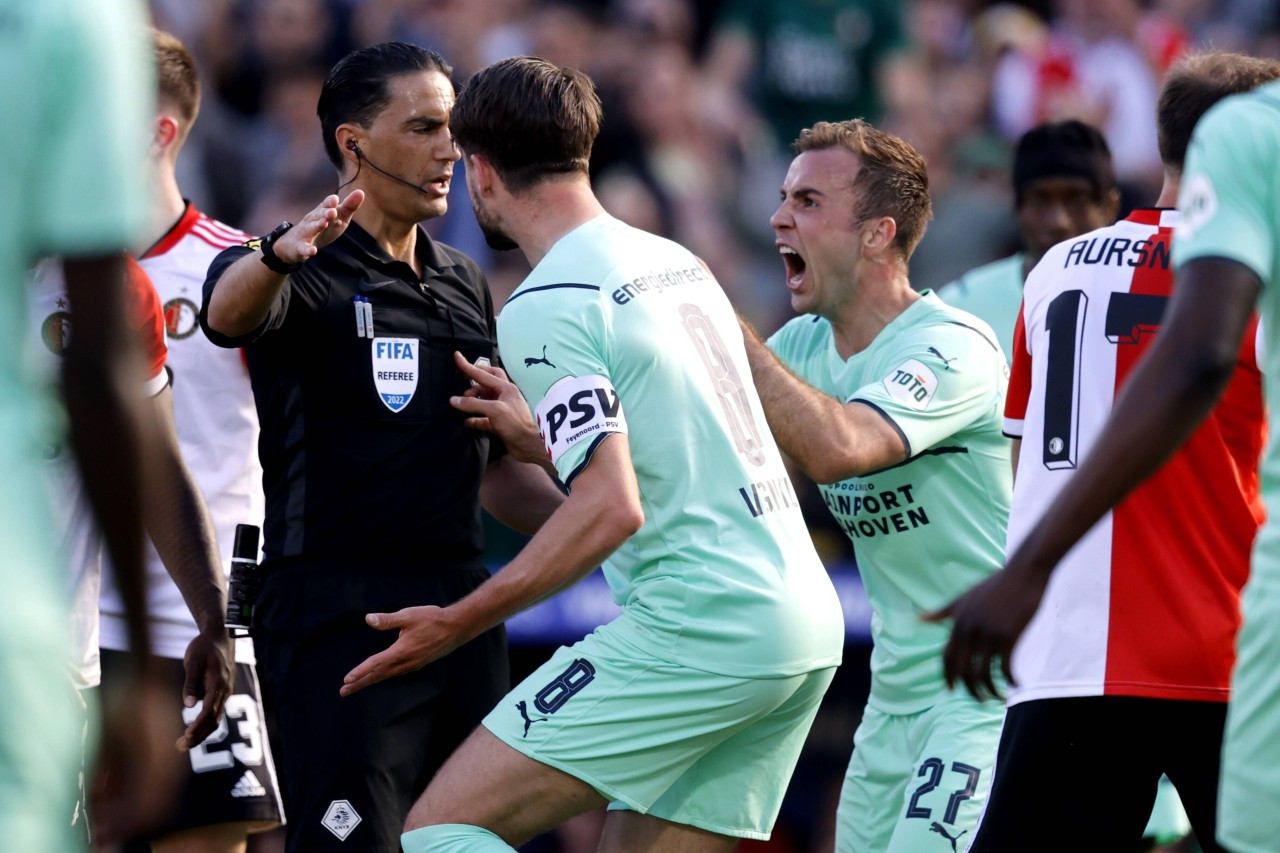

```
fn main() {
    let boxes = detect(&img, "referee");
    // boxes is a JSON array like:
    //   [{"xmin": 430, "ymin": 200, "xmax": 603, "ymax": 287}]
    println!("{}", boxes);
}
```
[{"xmin": 200, "ymin": 43, "xmax": 564, "ymax": 853}]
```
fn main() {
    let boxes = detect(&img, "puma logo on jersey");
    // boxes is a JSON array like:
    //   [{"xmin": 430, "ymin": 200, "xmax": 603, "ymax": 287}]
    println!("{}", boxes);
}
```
[
  {"xmin": 929, "ymin": 822, "xmax": 967, "ymax": 851},
  {"xmin": 525, "ymin": 345, "xmax": 556, "ymax": 368},
  {"xmin": 927, "ymin": 347, "xmax": 956, "ymax": 369},
  {"xmin": 516, "ymin": 700, "xmax": 547, "ymax": 737}
]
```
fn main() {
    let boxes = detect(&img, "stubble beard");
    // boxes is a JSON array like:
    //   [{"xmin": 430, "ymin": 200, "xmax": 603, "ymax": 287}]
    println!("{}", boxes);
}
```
[{"xmin": 473, "ymin": 200, "xmax": 518, "ymax": 252}]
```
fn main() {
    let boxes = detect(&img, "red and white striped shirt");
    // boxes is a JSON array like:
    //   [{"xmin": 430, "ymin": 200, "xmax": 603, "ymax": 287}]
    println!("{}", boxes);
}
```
[
  {"xmin": 98, "ymin": 203, "xmax": 263, "ymax": 662},
  {"xmin": 1004, "ymin": 208, "xmax": 1265, "ymax": 704},
  {"xmin": 30, "ymin": 255, "xmax": 168, "ymax": 688}
]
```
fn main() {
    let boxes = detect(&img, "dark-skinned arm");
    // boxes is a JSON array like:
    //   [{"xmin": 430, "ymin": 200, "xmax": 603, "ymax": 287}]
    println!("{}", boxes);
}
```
[
  {"xmin": 62, "ymin": 254, "xmax": 151, "ymax": 662},
  {"xmin": 62, "ymin": 254, "xmax": 183, "ymax": 840},
  {"xmin": 141, "ymin": 386, "xmax": 234, "ymax": 749},
  {"xmin": 930, "ymin": 257, "xmax": 1260, "ymax": 701}
]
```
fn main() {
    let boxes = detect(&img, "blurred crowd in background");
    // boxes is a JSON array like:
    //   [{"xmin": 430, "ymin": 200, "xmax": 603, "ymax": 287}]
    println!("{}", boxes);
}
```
[
  {"xmin": 144, "ymin": 0, "xmax": 1280, "ymax": 575},
  {"xmin": 145, "ymin": 0, "xmax": 1278, "ymax": 315}
]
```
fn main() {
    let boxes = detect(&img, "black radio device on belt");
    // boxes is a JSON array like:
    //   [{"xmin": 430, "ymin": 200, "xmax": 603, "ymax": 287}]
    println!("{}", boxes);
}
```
[{"xmin": 226, "ymin": 524, "xmax": 261, "ymax": 637}]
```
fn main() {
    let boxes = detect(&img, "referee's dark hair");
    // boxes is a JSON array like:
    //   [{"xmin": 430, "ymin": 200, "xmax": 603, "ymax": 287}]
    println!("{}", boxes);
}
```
[
  {"xmin": 452, "ymin": 56, "xmax": 601, "ymax": 193},
  {"xmin": 1158, "ymin": 51, "xmax": 1280, "ymax": 171},
  {"xmin": 317, "ymin": 42, "xmax": 452, "ymax": 170}
]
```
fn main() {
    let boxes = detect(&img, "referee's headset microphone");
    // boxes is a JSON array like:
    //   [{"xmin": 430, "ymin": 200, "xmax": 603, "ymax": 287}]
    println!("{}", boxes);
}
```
[{"xmin": 340, "ymin": 138, "xmax": 438, "ymax": 195}]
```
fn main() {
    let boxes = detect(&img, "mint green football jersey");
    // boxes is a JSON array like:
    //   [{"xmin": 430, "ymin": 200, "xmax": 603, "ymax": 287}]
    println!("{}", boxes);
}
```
[
  {"xmin": 768, "ymin": 293, "xmax": 1012, "ymax": 712},
  {"xmin": 1173, "ymin": 80, "xmax": 1280, "ymax": 853},
  {"xmin": 0, "ymin": 2, "xmax": 151, "ymax": 849},
  {"xmin": 0, "ymin": 0, "xmax": 151, "ymax": 632},
  {"xmin": 1175, "ymin": 80, "xmax": 1280, "ymax": 582},
  {"xmin": 499, "ymin": 215, "xmax": 844, "ymax": 678}
]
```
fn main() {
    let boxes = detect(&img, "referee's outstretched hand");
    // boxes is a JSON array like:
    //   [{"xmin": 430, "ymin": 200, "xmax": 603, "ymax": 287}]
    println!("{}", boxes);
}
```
[
  {"xmin": 272, "ymin": 191, "xmax": 364, "ymax": 265},
  {"xmin": 339, "ymin": 605, "xmax": 462, "ymax": 697},
  {"xmin": 451, "ymin": 351, "xmax": 552, "ymax": 469},
  {"xmin": 923, "ymin": 560, "xmax": 1050, "ymax": 703}
]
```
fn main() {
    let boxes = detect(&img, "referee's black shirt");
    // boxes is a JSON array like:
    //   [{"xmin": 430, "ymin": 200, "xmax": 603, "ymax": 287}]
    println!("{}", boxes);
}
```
[{"xmin": 201, "ymin": 222, "xmax": 500, "ymax": 566}]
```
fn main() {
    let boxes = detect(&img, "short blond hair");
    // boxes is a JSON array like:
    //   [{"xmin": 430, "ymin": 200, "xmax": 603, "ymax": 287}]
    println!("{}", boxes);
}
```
[
  {"xmin": 793, "ymin": 120, "xmax": 933, "ymax": 259},
  {"xmin": 152, "ymin": 28, "xmax": 200, "ymax": 127}
]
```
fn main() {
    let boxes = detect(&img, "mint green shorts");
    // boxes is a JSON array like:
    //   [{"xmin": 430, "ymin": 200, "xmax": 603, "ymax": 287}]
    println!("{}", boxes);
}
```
[
  {"xmin": 1142, "ymin": 775, "xmax": 1190, "ymax": 844},
  {"xmin": 483, "ymin": 625, "xmax": 836, "ymax": 840},
  {"xmin": 1218, "ymin": 580, "xmax": 1280, "ymax": 853},
  {"xmin": 0, "ymin": 634, "xmax": 84, "ymax": 852},
  {"xmin": 836, "ymin": 691, "xmax": 1004, "ymax": 853}
]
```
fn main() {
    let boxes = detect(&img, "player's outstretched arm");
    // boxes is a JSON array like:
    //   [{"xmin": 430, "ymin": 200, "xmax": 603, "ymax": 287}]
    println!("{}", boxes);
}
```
[
  {"xmin": 62, "ymin": 254, "xmax": 185, "ymax": 840},
  {"xmin": 739, "ymin": 316, "xmax": 906, "ymax": 482},
  {"xmin": 62, "ymin": 254, "xmax": 151, "ymax": 659},
  {"xmin": 929, "ymin": 257, "xmax": 1259, "ymax": 701},
  {"xmin": 340, "ymin": 433, "xmax": 642, "ymax": 696},
  {"xmin": 205, "ymin": 190, "xmax": 363, "ymax": 337},
  {"xmin": 141, "ymin": 386, "xmax": 234, "ymax": 749}
]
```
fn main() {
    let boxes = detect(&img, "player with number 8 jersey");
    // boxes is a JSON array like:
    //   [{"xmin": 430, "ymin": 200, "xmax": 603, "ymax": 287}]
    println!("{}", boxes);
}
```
[
  {"xmin": 490, "ymin": 215, "xmax": 845, "ymax": 839},
  {"xmin": 389, "ymin": 57, "xmax": 843, "ymax": 851},
  {"xmin": 501, "ymin": 215, "xmax": 843, "ymax": 679}
]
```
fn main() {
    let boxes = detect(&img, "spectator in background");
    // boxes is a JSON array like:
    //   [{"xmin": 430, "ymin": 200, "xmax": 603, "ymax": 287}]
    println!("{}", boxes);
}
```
[
  {"xmin": 241, "ymin": 66, "xmax": 337, "ymax": 235},
  {"xmin": 989, "ymin": 0, "xmax": 1167, "ymax": 200},
  {"xmin": 941, "ymin": 120, "xmax": 1119, "ymax": 360},
  {"xmin": 703, "ymin": 0, "xmax": 910, "ymax": 151},
  {"xmin": 197, "ymin": 0, "xmax": 352, "ymax": 224}
]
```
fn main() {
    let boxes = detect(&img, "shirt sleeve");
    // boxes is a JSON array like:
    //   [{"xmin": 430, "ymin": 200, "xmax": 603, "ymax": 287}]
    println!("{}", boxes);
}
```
[
  {"xmin": 200, "ymin": 244, "xmax": 295, "ymax": 348},
  {"xmin": 124, "ymin": 256, "xmax": 169, "ymax": 397},
  {"xmin": 500, "ymin": 287, "xmax": 622, "ymax": 486},
  {"xmin": 1003, "ymin": 304, "xmax": 1030, "ymax": 437},
  {"xmin": 850, "ymin": 323, "xmax": 1005, "ymax": 458},
  {"xmin": 1174, "ymin": 95, "xmax": 1277, "ymax": 285}
]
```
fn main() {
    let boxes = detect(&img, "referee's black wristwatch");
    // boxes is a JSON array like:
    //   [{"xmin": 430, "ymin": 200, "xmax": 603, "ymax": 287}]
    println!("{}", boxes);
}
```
[{"xmin": 258, "ymin": 221, "xmax": 305, "ymax": 275}]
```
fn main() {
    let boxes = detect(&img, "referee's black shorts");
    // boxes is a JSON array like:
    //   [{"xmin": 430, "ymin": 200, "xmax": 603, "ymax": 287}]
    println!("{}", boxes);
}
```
[
  {"xmin": 254, "ymin": 559, "xmax": 509, "ymax": 853},
  {"xmin": 967, "ymin": 695, "xmax": 1227, "ymax": 853}
]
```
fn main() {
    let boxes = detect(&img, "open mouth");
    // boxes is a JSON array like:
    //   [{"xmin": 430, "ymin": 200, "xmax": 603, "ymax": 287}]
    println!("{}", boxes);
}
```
[{"xmin": 780, "ymin": 245, "xmax": 807, "ymax": 290}]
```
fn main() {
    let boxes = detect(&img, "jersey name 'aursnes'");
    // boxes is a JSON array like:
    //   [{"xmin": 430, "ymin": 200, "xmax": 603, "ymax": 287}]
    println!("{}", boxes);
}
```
[{"xmin": 1006, "ymin": 208, "xmax": 1264, "ymax": 704}]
